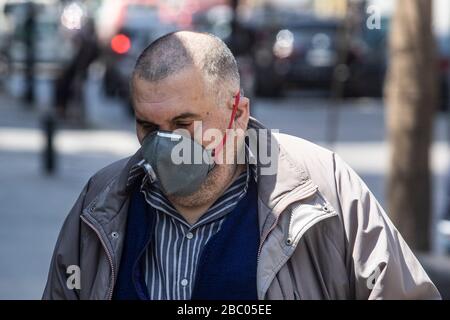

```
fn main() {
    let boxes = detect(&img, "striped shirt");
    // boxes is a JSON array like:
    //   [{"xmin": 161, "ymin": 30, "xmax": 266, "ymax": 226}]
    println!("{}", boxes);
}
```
[
  {"xmin": 141, "ymin": 169, "xmax": 250, "ymax": 300},
  {"xmin": 126, "ymin": 142, "xmax": 258, "ymax": 300}
]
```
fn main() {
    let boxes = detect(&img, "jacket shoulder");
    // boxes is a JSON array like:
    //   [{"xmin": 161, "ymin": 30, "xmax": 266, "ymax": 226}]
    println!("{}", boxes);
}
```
[
  {"xmin": 84, "ymin": 157, "xmax": 132, "ymax": 204},
  {"xmin": 274, "ymin": 133, "xmax": 342, "ymax": 207},
  {"xmin": 274, "ymin": 133, "xmax": 336, "ymax": 174}
]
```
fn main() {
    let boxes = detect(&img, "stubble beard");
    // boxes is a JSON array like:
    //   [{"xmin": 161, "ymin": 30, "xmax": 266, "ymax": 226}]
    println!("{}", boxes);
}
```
[{"xmin": 167, "ymin": 162, "xmax": 238, "ymax": 208}]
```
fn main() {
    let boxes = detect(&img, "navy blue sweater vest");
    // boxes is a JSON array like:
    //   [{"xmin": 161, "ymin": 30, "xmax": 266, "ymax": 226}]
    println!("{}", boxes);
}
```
[{"xmin": 113, "ymin": 179, "xmax": 259, "ymax": 300}]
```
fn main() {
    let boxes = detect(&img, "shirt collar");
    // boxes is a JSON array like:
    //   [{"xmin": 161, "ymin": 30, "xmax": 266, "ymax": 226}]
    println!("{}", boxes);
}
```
[{"xmin": 144, "ymin": 164, "xmax": 251, "ymax": 229}]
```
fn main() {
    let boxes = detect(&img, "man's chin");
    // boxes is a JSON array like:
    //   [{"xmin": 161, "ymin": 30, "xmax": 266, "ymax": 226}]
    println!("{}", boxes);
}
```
[
  {"xmin": 167, "ymin": 191, "xmax": 212, "ymax": 209},
  {"xmin": 166, "ymin": 164, "xmax": 235, "ymax": 208}
]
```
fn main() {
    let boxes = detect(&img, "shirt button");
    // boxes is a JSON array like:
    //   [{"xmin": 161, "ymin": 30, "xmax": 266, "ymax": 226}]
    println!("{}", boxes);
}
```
[
  {"xmin": 186, "ymin": 232, "xmax": 194, "ymax": 240},
  {"xmin": 181, "ymin": 278, "xmax": 189, "ymax": 287}
]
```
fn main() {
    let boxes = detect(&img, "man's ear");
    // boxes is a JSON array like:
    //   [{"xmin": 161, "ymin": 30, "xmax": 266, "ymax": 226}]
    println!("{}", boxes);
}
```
[{"xmin": 235, "ymin": 97, "xmax": 250, "ymax": 129}]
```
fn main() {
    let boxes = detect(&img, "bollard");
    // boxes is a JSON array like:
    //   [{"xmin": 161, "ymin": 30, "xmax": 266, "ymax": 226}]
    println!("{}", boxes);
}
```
[{"xmin": 42, "ymin": 112, "xmax": 56, "ymax": 175}]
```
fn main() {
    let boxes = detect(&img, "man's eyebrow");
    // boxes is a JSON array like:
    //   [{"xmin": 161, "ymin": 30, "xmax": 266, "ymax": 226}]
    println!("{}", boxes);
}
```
[
  {"xmin": 171, "ymin": 112, "xmax": 200, "ymax": 122},
  {"xmin": 135, "ymin": 112, "xmax": 200, "ymax": 126},
  {"xmin": 135, "ymin": 118, "xmax": 157, "ymax": 127}
]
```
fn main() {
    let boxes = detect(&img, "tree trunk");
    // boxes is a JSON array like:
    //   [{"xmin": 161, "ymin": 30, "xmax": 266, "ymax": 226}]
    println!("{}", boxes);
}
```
[{"xmin": 385, "ymin": 0, "xmax": 438, "ymax": 251}]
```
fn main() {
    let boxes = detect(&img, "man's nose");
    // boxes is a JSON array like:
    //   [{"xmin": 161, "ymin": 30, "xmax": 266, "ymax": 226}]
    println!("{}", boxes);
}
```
[{"xmin": 158, "ymin": 124, "xmax": 173, "ymax": 132}]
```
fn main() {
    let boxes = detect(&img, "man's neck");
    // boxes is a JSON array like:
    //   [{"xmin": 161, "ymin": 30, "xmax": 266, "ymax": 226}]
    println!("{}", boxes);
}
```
[{"xmin": 171, "ymin": 164, "xmax": 246, "ymax": 225}]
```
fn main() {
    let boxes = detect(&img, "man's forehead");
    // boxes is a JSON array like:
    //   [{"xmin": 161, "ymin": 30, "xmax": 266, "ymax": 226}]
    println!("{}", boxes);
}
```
[
  {"xmin": 133, "ymin": 93, "xmax": 204, "ymax": 118},
  {"xmin": 132, "ymin": 76, "xmax": 215, "ymax": 123},
  {"xmin": 132, "ymin": 67, "xmax": 206, "ymax": 102}
]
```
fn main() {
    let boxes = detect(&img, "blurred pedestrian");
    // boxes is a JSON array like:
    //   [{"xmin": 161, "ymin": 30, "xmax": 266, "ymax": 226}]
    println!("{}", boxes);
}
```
[{"xmin": 54, "ymin": 17, "xmax": 98, "ymax": 121}]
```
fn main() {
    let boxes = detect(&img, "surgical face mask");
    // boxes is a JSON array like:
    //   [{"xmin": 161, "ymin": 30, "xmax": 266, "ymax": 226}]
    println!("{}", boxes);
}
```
[
  {"xmin": 140, "ymin": 130, "xmax": 215, "ymax": 197},
  {"xmin": 139, "ymin": 91, "xmax": 241, "ymax": 197}
]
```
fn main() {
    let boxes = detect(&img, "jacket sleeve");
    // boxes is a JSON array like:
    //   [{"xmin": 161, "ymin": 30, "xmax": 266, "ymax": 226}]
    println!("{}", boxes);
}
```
[
  {"xmin": 42, "ymin": 182, "xmax": 90, "ymax": 300},
  {"xmin": 333, "ymin": 153, "xmax": 441, "ymax": 300}
]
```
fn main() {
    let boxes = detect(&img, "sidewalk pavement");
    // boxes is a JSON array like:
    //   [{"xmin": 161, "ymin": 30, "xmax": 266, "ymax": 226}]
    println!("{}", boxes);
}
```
[{"xmin": 0, "ymin": 92, "xmax": 136, "ymax": 299}]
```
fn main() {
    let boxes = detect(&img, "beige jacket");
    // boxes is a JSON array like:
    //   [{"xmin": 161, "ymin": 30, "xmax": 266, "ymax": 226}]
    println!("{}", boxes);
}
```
[{"xmin": 43, "ymin": 118, "xmax": 441, "ymax": 300}]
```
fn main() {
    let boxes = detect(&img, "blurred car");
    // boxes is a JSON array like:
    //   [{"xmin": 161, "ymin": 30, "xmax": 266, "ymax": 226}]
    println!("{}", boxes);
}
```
[
  {"xmin": 100, "ymin": 3, "xmax": 177, "ymax": 112},
  {"xmin": 191, "ymin": 5, "xmax": 233, "ymax": 41},
  {"xmin": 437, "ymin": 35, "xmax": 449, "ymax": 111},
  {"xmin": 345, "ymin": 17, "xmax": 389, "ymax": 98},
  {"xmin": 246, "ymin": 13, "xmax": 365, "ymax": 97},
  {"xmin": 247, "ymin": 11, "xmax": 448, "ymax": 103},
  {"xmin": 351, "ymin": 20, "xmax": 449, "ymax": 106}
]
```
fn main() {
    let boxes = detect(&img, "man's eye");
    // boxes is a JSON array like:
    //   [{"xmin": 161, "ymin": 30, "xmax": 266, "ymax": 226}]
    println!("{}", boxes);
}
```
[
  {"xmin": 139, "ymin": 123, "xmax": 157, "ymax": 132},
  {"xmin": 176, "ymin": 122, "xmax": 192, "ymax": 128}
]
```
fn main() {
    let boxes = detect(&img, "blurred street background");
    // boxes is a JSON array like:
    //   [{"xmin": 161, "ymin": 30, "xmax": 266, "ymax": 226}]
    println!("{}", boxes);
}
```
[{"xmin": 0, "ymin": 0, "xmax": 449, "ymax": 299}]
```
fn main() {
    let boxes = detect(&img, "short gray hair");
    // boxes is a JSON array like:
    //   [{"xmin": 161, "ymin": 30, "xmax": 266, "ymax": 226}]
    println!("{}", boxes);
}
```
[{"xmin": 132, "ymin": 31, "xmax": 240, "ymax": 106}]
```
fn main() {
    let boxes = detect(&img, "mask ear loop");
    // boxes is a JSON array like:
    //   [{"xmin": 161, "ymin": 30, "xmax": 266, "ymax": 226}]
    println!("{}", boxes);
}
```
[{"xmin": 213, "ymin": 90, "xmax": 241, "ymax": 162}]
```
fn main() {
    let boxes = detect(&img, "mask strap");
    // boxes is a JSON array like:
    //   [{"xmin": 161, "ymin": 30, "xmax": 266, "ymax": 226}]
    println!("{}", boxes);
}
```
[{"xmin": 213, "ymin": 90, "xmax": 240, "ymax": 162}]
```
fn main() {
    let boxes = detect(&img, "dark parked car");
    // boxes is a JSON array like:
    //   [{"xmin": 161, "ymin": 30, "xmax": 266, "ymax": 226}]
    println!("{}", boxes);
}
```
[
  {"xmin": 246, "ymin": 14, "xmax": 367, "ymax": 97},
  {"xmin": 250, "ymin": 17, "xmax": 332, "ymax": 96},
  {"xmin": 345, "ymin": 17, "xmax": 389, "ymax": 98},
  {"xmin": 437, "ymin": 35, "xmax": 449, "ymax": 111}
]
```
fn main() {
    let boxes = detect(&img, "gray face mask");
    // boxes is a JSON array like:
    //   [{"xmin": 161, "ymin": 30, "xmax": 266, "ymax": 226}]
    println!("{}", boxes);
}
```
[{"xmin": 140, "ymin": 131, "xmax": 215, "ymax": 197}]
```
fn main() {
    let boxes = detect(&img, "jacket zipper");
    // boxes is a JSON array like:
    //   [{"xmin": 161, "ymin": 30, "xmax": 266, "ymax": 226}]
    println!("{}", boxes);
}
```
[
  {"xmin": 257, "ymin": 216, "xmax": 280, "ymax": 260},
  {"xmin": 80, "ymin": 214, "xmax": 116, "ymax": 300}
]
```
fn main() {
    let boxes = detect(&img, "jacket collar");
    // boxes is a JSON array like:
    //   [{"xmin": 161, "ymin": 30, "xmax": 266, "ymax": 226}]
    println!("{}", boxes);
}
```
[{"xmin": 246, "ymin": 118, "xmax": 318, "ymax": 232}]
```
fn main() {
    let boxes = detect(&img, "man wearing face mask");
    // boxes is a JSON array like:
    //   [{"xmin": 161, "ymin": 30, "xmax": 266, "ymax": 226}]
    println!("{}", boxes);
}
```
[{"xmin": 43, "ymin": 31, "xmax": 440, "ymax": 300}]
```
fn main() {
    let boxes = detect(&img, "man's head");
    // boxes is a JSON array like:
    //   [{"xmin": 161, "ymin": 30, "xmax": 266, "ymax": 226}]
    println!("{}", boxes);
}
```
[{"xmin": 131, "ymin": 31, "xmax": 250, "ymax": 207}]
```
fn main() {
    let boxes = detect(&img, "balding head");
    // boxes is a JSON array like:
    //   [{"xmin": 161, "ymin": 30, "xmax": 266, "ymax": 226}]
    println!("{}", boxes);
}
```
[
  {"xmin": 132, "ymin": 31, "xmax": 240, "ymax": 105},
  {"xmin": 131, "ymin": 32, "xmax": 250, "ymax": 209}
]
